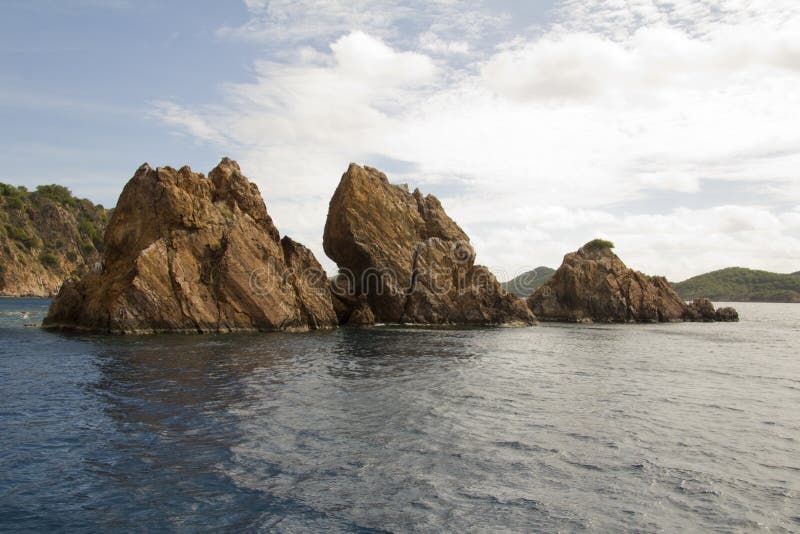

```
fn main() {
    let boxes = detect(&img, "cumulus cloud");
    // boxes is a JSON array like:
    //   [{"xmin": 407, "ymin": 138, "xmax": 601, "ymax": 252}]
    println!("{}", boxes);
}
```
[{"xmin": 152, "ymin": 0, "xmax": 800, "ymax": 280}]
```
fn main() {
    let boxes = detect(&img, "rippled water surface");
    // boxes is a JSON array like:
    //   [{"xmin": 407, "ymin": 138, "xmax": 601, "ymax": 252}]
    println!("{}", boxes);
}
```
[{"xmin": 1, "ymin": 299, "xmax": 799, "ymax": 531}]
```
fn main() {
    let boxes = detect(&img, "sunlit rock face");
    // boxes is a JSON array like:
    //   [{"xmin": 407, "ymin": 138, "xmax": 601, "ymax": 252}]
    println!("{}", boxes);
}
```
[
  {"xmin": 323, "ymin": 163, "xmax": 534, "ymax": 326},
  {"xmin": 44, "ymin": 159, "xmax": 337, "ymax": 334},
  {"xmin": 528, "ymin": 240, "xmax": 696, "ymax": 323}
]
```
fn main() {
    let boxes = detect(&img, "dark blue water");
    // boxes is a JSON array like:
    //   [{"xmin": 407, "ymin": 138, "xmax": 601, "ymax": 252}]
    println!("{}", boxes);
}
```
[{"xmin": 1, "ymin": 299, "xmax": 799, "ymax": 532}]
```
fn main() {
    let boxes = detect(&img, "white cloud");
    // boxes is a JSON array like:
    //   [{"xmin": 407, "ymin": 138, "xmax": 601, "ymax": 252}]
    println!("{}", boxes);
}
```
[
  {"xmin": 148, "ymin": 100, "xmax": 226, "ymax": 144},
  {"xmin": 152, "ymin": 1, "xmax": 800, "ymax": 280},
  {"xmin": 481, "ymin": 32, "xmax": 631, "ymax": 101},
  {"xmin": 481, "ymin": 23, "xmax": 800, "ymax": 102},
  {"xmin": 330, "ymin": 31, "xmax": 437, "ymax": 86}
]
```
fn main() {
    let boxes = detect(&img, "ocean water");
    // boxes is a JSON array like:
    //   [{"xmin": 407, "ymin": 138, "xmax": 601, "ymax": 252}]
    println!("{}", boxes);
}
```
[{"xmin": 1, "ymin": 299, "xmax": 798, "ymax": 532}]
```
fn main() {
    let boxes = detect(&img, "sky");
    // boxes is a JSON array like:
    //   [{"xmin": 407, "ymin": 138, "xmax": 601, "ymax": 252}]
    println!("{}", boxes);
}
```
[{"xmin": 1, "ymin": 0, "xmax": 799, "ymax": 281}]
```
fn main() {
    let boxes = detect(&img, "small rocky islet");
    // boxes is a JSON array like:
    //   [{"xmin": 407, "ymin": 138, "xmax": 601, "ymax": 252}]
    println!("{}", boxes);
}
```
[
  {"xmin": 41, "ymin": 158, "xmax": 736, "ymax": 333},
  {"xmin": 528, "ymin": 239, "xmax": 739, "ymax": 323}
]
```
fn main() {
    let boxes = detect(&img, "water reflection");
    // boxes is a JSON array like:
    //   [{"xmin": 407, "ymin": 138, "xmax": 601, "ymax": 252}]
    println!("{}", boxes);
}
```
[
  {"xmin": 87, "ymin": 333, "xmax": 375, "ymax": 531},
  {"xmin": 327, "ymin": 327, "xmax": 479, "ymax": 380}
]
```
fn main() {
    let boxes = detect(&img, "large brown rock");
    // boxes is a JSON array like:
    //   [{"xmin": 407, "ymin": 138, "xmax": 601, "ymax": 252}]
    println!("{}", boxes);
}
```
[
  {"xmin": 527, "ymin": 240, "xmax": 691, "ymax": 323},
  {"xmin": 43, "ymin": 159, "xmax": 336, "ymax": 333},
  {"xmin": 323, "ymin": 163, "xmax": 534, "ymax": 326}
]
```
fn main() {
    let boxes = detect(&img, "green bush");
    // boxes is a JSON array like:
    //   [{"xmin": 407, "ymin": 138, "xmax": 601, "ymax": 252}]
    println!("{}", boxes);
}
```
[
  {"xmin": 584, "ymin": 238, "xmax": 615, "ymax": 250},
  {"xmin": 33, "ymin": 184, "xmax": 75, "ymax": 206},
  {"xmin": 79, "ymin": 218, "xmax": 97, "ymax": 238},
  {"xmin": 66, "ymin": 251, "xmax": 78, "ymax": 262},
  {"xmin": 25, "ymin": 235, "xmax": 42, "ymax": 250},
  {"xmin": 81, "ymin": 242, "xmax": 95, "ymax": 255},
  {"xmin": 0, "ymin": 183, "xmax": 25, "ymax": 197},
  {"xmin": 5, "ymin": 196, "xmax": 23, "ymax": 210},
  {"xmin": 5, "ymin": 224, "xmax": 28, "ymax": 242},
  {"xmin": 39, "ymin": 252, "xmax": 59, "ymax": 267}
]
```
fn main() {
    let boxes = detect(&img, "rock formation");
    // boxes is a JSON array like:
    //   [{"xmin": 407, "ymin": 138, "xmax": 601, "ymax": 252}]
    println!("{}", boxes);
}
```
[
  {"xmin": 686, "ymin": 298, "xmax": 717, "ymax": 321},
  {"xmin": 1, "ymin": 183, "xmax": 109, "ymax": 297},
  {"xmin": 323, "ymin": 163, "xmax": 534, "ymax": 326},
  {"xmin": 43, "ymin": 159, "xmax": 337, "ymax": 333},
  {"xmin": 528, "ymin": 239, "xmax": 738, "ymax": 323},
  {"xmin": 714, "ymin": 306, "xmax": 739, "ymax": 322}
]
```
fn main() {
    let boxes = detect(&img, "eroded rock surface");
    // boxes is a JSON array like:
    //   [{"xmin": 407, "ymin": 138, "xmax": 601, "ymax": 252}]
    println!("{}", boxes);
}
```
[
  {"xmin": 43, "ymin": 159, "xmax": 336, "ymax": 333},
  {"xmin": 323, "ymin": 163, "xmax": 534, "ymax": 326},
  {"xmin": 527, "ymin": 240, "xmax": 737, "ymax": 323}
]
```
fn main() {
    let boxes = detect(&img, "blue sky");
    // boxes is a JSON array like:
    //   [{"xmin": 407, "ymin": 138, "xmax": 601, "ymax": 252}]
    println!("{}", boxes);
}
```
[
  {"xmin": 2, "ymin": 0, "xmax": 799, "ymax": 279},
  {"xmin": 0, "ymin": 0, "xmax": 259, "ymax": 203}
]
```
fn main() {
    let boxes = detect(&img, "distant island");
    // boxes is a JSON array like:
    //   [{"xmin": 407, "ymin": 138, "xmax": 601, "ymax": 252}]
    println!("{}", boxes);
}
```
[
  {"xmin": 672, "ymin": 267, "xmax": 800, "ymax": 303},
  {"xmin": 0, "ymin": 183, "xmax": 109, "ymax": 297},
  {"xmin": 503, "ymin": 266, "xmax": 799, "ymax": 303},
  {"xmin": 501, "ymin": 267, "xmax": 556, "ymax": 297}
]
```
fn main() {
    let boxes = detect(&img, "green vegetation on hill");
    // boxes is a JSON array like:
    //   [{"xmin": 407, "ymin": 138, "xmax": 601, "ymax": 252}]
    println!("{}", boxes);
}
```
[
  {"xmin": 674, "ymin": 267, "xmax": 800, "ymax": 303},
  {"xmin": 502, "ymin": 266, "xmax": 556, "ymax": 297},
  {"xmin": 1, "ymin": 181, "xmax": 110, "ymax": 296},
  {"xmin": 583, "ymin": 238, "xmax": 614, "ymax": 250}
]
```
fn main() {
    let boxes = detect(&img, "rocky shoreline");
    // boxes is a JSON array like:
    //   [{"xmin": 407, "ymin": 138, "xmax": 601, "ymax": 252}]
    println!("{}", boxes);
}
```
[{"xmin": 37, "ymin": 159, "xmax": 736, "ymax": 334}]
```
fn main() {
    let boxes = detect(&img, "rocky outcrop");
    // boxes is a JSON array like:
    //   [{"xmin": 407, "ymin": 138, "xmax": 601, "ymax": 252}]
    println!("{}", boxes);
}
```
[
  {"xmin": 715, "ymin": 306, "xmax": 739, "ymax": 322},
  {"xmin": 528, "ymin": 240, "xmax": 737, "ymax": 323},
  {"xmin": 43, "ymin": 159, "xmax": 337, "ymax": 334},
  {"xmin": 1, "ymin": 183, "xmax": 109, "ymax": 297},
  {"xmin": 686, "ymin": 298, "xmax": 717, "ymax": 321},
  {"xmin": 323, "ymin": 163, "xmax": 534, "ymax": 326},
  {"xmin": 684, "ymin": 298, "xmax": 739, "ymax": 322}
]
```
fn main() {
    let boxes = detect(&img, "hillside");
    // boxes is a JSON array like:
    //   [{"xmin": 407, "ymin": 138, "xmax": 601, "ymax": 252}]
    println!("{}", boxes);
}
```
[
  {"xmin": 0, "ymin": 183, "xmax": 110, "ymax": 297},
  {"xmin": 501, "ymin": 266, "xmax": 556, "ymax": 297},
  {"xmin": 674, "ymin": 267, "xmax": 800, "ymax": 303}
]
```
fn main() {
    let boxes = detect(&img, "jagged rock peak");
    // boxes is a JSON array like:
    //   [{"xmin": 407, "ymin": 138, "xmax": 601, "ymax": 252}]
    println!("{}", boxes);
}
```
[
  {"xmin": 43, "ymin": 159, "xmax": 336, "ymax": 334},
  {"xmin": 323, "ymin": 163, "xmax": 534, "ymax": 326},
  {"xmin": 528, "ymin": 239, "xmax": 737, "ymax": 323}
]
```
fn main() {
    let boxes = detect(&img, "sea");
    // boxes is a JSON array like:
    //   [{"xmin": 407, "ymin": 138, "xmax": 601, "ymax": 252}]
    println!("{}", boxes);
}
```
[{"xmin": 1, "ymin": 298, "xmax": 798, "ymax": 532}]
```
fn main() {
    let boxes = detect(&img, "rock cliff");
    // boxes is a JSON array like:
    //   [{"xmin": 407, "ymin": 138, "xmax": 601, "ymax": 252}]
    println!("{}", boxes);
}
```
[
  {"xmin": 323, "ymin": 164, "xmax": 534, "ymax": 326},
  {"xmin": 1, "ymin": 183, "xmax": 109, "ymax": 297},
  {"xmin": 43, "ymin": 159, "xmax": 337, "ymax": 333},
  {"xmin": 528, "ymin": 239, "xmax": 737, "ymax": 323}
]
